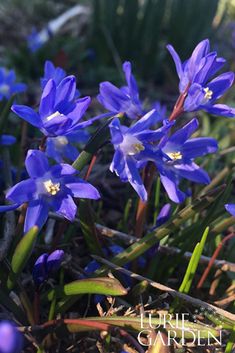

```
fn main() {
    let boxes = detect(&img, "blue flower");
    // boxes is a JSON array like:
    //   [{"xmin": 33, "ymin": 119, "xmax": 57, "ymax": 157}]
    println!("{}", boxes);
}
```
[
  {"xmin": 151, "ymin": 101, "xmax": 167, "ymax": 122},
  {"xmin": 0, "ymin": 135, "xmax": 16, "ymax": 146},
  {"xmin": 109, "ymin": 110, "xmax": 170, "ymax": 201},
  {"xmin": 0, "ymin": 321, "xmax": 23, "ymax": 353},
  {"xmin": 33, "ymin": 250, "xmax": 64, "ymax": 286},
  {"xmin": 184, "ymin": 72, "xmax": 235, "ymax": 117},
  {"xmin": 11, "ymin": 76, "xmax": 98, "ymax": 137},
  {"xmin": 167, "ymin": 39, "xmax": 235, "ymax": 118},
  {"xmin": 41, "ymin": 60, "xmax": 66, "ymax": 89},
  {"xmin": 97, "ymin": 61, "xmax": 143, "ymax": 119},
  {"xmin": 154, "ymin": 118, "xmax": 218, "ymax": 203},
  {"xmin": 225, "ymin": 204, "xmax": 235, "ymax": 217},
  {"xmin": 27, "ymin": 27, "xmax": 52, "ymax": 53},
  {"xmin": 0, "ymin": 68, "xmax": 26, "ymax": 101},
  {"xmin": 2, "ymin": 150, "xmax": 100, "ymax": 233},
  {"xmin": 46, "ymin": 130, "xmax": 89, "ymax": 163}
]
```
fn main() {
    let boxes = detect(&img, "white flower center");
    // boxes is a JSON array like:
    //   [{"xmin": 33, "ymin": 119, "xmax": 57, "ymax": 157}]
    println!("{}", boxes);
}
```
[
  {"xmin": 166, "ymin": 151, "xmax": 182, "ymax": 160},
  {"xmin": 203, "ymin": 87, "xmax": 213, "ymax": 100},
  {"xmin": 54, "ymin": 136, "xmax": 68, "ymax": 147},
  {"xmin": 45, "ymin": 111, "xmax": 63, "ymax": 122},
  {"xmin": 120, "ymin": 134, "xmax": 145, "ymax": 155},
  {"xmin": 43, "ymin": 179, "xmax": 60, "ymax": 195},
  {"xmin": 0, "ymin": 84, "xmax": 10, "ymax": 94}
]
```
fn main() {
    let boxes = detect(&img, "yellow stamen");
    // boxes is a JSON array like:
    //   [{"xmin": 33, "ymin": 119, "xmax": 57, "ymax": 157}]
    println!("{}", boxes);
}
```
[
  {"xmin": 44, "ymin": 180, "xmax": 60, "ymax": 195},
  {"xmin": 204, "ymin": 87, "xmax": 213, "ymax": 100},
  {"xmin": 167, "ymin": 151, "xmax": 182, "ymax": 160},
  {"xmin": 132, "ymin": 143, "xmax": 145, "ymax": 154}
]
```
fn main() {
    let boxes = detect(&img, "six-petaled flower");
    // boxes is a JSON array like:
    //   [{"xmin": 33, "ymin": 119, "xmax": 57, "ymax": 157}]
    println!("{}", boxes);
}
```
[
  {"xmin": 153, "ymin": 118, "xmax": 218, "ymax": 202},
  {"xmin": 2, "ymin": 150, "xmax": 100, "ymax": 233},
  {"xmin": 0, "ymin": 68, "xmax": 26, "ymax": 101},
  {"xmin": 109, "ymin": 109, "xmax": 171, "ymax": 201},
  {"xmin": 97, "ymin": 61, "xmax": 143, "ymax": 119},
  {"xmin": 167, "ymin": 38, "xmax": 235, "ymax": 118},
  {"xmin": 11, "ymin": 76, "xmax": 99, "ymax": 137}
]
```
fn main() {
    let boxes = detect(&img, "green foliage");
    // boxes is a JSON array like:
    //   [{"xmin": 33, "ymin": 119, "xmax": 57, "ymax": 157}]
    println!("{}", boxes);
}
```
[
  {"xmin": 88, "ymin": 0, "xmax": 224, "ymax": 82},
  {"xmin": 7, "ymin": 226, "xmax": 39, "ymax": 290}
]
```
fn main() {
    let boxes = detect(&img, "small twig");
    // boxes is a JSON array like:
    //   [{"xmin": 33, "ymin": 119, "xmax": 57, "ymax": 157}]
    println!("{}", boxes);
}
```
[
  {"xmin": 117, "ymin": 328, "xmax": 145, "ymax": 353},
  {"xmin": 135, "ymin": 163, "xmax": 156, "ymax": 238},
  {"xmin": 39, "ymin": 136, "xmax": 47, "ymax": 152},
  {"xmin": 197, "ymin": 233, "xmax": 235, "ymax": 289},
  {"xmin": 85, "ymin": 154, "xmax": 98, "ymax": 181},
  {"xmin": 92, "ymin": 255, "xmax": 235, "ymax": 322}
]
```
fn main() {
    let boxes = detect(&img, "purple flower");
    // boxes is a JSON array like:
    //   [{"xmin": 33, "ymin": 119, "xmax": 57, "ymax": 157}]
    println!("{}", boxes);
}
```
[
  {"xmin": 46, "ymin": 129, "xmax": 89, "ymax": 163},
  {"xmin": 0, "ymin": 68, "xmax": 26, "ymax": 101},
  {"xmin": 41, "ymin": 61, "xmax": 66, "ymax": 89},
  {"xmin": 0, "ymin": 321, "xmax": 23, "ymax": 353},
  {"xmin": 109, "ymin": 110, "xmax": 170, "ymax": 201},
  {"xmin": 33, "ymin": 250, "xmax": 64, "ymax": 286},
  {"xmin": 184, "ymin": 72, "xmax": 235, "ymax": 117},
  {"xmin": 32, "ymin": 253, "xmax": 48, "ymax": 286},
  {"xmin": 167, "ymin": 39, "xmax": 235, "ymax": 118},
  {"xmin": 151, "ymin": 101, "xmax": 167, "ymax": 122},
  {"xmin": 27, "ymin": 27, "xmax": 52, "ymax": 53},
  {"xmin": 97, "ymin": 61, "xmax": 143, "ymax": 119},
  {"xmin": 156, "ymin": 203, "xmax": 171, "ymax": 227},
  {"xmin": 225, "ymin": 204, "xmax": 235, "ymax": 217},
  {"xmin": 2, "ymin": 150, "xmax": 100, "ymax": 233},
  {"xmin": 11, "ymin": 76, "xmax": 99, "ymax": 137},
  {"xmin": 0, "ymin": 135, "xmax": 16, "ymax": 146},
  {"xmin": 154, "ymin": 118, "xmax": 218, "ymax": 203}
]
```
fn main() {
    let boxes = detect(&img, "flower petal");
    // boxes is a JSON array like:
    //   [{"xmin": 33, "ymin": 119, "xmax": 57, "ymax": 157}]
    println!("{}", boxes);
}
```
[
  {"xmin": 174, "ymin": 162, "xmax": 210, "ymax": 184},
  {"xmin": 11, "ymin": 105, "xmax": 41, "ymax": 128},
  {"xmin": 55, "ymin": 76, "xmax": 76, "ymax": 106},
  {"xmin": 166, "ymin": 44, "xmax": 183, "ymax": 80},
  {"xmin": 25, "ymin": 150, "xmax": 49, "ymax": 178},
  {"xmin": 6, "ymin": 179, "xmax": 36, "ymax": 204},
  {"xmin": 159, "ymin": 170, "xmax": 185, "ymax": 203},
  {"xmin": 39, "ymin": 79, "xmax": 56, "ymax": 117},
  {"xmin": 66, "ymin": 180, "xmax": 100, "ymax": 200},
  {"xmin": 24, "ymin": 199, "xmax": 49, "ymax": 233},
  {"xmin": 125, "ymin": 157, "xmax": 147, "ymax": 201},
  {"xmin": 203, "ymin": 103, "xmax": 235, "ymax": 118},
  {"xmin": 225, "ymin": 204, "xmax": 235, "ymax": 216},
  {"xmin": 109, "ymin": 118, "xmax": 124, "ymax": 145},
  {"xmin": 53, "ymin": 194, "xmax": 77, "ymax": 221},
  {"xmin": 182, "ymin": 138, "xmax": 218, "ymax": 158}
]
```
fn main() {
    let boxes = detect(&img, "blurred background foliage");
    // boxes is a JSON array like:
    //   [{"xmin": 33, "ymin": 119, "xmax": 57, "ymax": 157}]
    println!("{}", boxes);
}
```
[{"xmin": 0, "ymin": 0, "xmax": 234, "ymax": 93}]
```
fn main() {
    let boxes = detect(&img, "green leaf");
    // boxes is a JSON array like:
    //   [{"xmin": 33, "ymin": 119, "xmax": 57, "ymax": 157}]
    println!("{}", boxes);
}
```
[
  {"xmin": 44, "ymin": 277, "xmax": 127, "ymax": 301},
  {"xmin": 64, "ymin": 316, "xmax": 221, "ymax": 338},
  {"xmin": 180, "ymin": 227, "xmax": 209, "ymax": 294},
  {"xmin": 7, "ymin": 226, "xmax": 39, "ymax": 290}
]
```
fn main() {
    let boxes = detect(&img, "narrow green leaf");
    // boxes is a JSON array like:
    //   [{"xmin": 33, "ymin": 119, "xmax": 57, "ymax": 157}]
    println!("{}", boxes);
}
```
[
  {"xmin": 180, "ymin": 227, "xmax": 209, "ymax": 294},
  {"xmin": 45, "ymin": 277, "xmax": 127, "ymax": 301},
  {"xmin": 7, "ymin": 226, "xmax": 39, "ymax": 290}
]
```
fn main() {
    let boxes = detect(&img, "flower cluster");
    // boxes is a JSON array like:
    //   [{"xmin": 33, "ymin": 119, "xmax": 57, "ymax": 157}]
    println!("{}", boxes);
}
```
[
  {"xmin": 167, "ymin": 39, "xmax": 235, "ymax": 117},
  {"xmin": 0, "ymin": 37, "xmax": 234, "ymax": 235}
]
